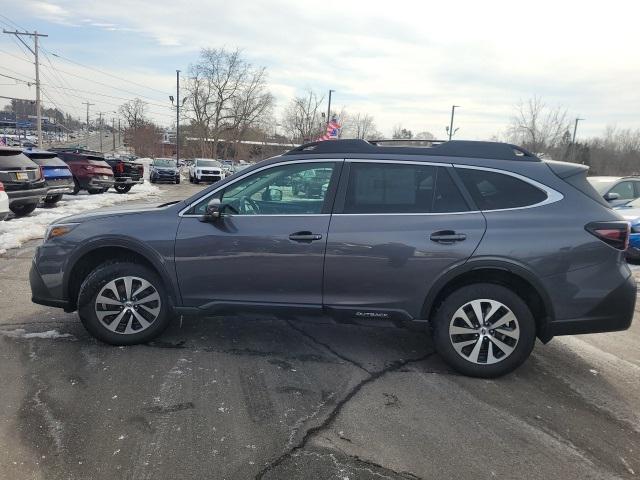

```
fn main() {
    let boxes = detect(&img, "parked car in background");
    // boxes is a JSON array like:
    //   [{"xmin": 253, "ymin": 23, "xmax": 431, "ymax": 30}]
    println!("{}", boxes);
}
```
[
  {"xmin": 291, "ymin": 166, "xmax": 333, "ymax": 197},
  {"xmin": 0, "ymin": 181, "xmax": 9, "ymax": 220},
  {"xmin": 104, "ymin": 156, "xmax": 144, "ymax": 193},
  {"xmin": 614, "ymin": 198, "xmax": 640, "ymax": 262},
  {"xmin": 0, "ymin": 146, "xmax": 47, "ymax": 216},
  {"xmin": 23, "ymin": 149, "xmax": 74, "ymax": 205},
  {"xmin": 189, "ymin": 158, "xmax": 225, "ymax": 183},
  {"xmin": 588, "ymin": 176, "xmax": 640, "ymax": 206},
  {"xmin": 150, "ymin": 158, "xmax": 181, "ymax": 184},
  {"xmin": 51, "ymin": 148, "xmax": 115, "ymax": 195},
  {"xmin": 31, "ymin": 139, "xmax": 635, "ymax": 378}
]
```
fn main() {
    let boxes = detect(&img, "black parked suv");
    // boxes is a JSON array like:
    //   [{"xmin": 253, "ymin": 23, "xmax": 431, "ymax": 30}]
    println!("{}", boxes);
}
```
[
  {"xmin": 30, "ymin": 139, "xmax": 636, "ymax": 377},
  {"xmin": 0, "ymin": 146, "xmax": 47, "ymax": 216}
]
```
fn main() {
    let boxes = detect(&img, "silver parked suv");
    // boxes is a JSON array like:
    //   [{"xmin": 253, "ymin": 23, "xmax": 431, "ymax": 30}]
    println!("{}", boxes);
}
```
[{"xmin": 30, "ymin": 139, "xmax": 636, "ymax": 377}]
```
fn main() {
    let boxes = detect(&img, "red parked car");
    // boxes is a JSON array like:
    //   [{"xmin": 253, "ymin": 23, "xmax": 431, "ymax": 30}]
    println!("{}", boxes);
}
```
[{"xmin": 51, "ymin": 148, "xmax": 115, "ymax": 194}]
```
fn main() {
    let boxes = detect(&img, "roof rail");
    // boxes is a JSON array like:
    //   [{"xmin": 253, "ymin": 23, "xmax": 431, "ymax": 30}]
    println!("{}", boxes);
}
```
[{"xmin": 283, "ymin": 139, "xmax": 539, "ymax": 161}]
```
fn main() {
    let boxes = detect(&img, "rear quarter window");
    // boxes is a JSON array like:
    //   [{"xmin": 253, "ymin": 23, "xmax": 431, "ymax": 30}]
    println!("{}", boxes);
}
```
[{"xmin": 457, "ymin": 168, "xmax": 547, "ymax": 210}]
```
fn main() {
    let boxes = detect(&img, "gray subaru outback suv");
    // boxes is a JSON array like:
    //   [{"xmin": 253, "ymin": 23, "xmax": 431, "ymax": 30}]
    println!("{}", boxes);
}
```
[{"xmin": 30, "ymin": 139, "xmax": 636, "ymax": 377}]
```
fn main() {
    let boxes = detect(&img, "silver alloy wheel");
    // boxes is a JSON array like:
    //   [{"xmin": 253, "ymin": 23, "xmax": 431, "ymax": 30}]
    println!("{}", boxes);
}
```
[
  {"xmin": 448, "ymin": 298, "xmax": 520, "ymax": 365},
  {"xmin": 94, "ymin": 276, "xmax": 161, "ymax": 335}
]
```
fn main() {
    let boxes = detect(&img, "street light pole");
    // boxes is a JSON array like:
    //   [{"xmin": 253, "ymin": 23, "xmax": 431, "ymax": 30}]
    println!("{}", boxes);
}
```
[
  {"xmin": 448, "ymin": 105, "xmax": 460, "ymax": 141},
  {"xmin": 98, "ymin": 112, "xmax": 103, "ymax": 152},
  {"xmin": 326, "ymin": 89, "xmax": 335, "ymax": 125},
  {"xmin": 83, "ymin": 101, "xmax": 94, "ymax": 149},
  {"xmin": 176, "ymin": 70, "xmax": 180, "ymax": 169}
]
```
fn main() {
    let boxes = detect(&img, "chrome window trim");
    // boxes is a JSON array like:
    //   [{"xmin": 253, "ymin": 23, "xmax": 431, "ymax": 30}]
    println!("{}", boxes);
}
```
[
  {"xmin": 179, "ymin": 159, "xmax": 339, "ymax": 217},
  {"xmin": 179, "ymin": 157, "xmax": 564, "ymax": 217},
  {"xmin": 452, "ymin": 164, "xmax": 563, "ymax": 211}
]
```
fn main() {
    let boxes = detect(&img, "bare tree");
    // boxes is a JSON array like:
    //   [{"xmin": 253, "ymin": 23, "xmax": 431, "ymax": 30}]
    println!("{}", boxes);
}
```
[
  {"xmin": 281, "ymin": 90, "xmax": 325, "ymax": 143},
  {"xmin": 342, "ymin": 112, "xmax": 377, "ymax": 139},
  {"xmin": 508, "ymin": 96, "xmax": 570, "ymax": 155},
  {"xmin": 414, "ymin": 131, "xmax": 435, "ymax": 140},
  {"xmin": 185, "ymin": 48, "xmax": 255, "ymax": 158},
  {"xmin": 119, "ymin": 98, "xmax": 147, "ymax": 131},
  {"xmin": 227, "ymin": 66, "xmax": 274, "ymax": 160},
  {"xmin": 392, "ymin": 124, "xmax": 413, "ymax": 139}
]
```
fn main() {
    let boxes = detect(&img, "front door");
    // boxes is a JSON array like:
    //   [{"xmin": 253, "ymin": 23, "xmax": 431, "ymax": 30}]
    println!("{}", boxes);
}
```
[
  {"xmin": 175, "ymin": 160, "xmax": 342, "ymax": 308},
  {"xmin": 323, "ymin": 160, "xmax": 486, "ymax": 321}
]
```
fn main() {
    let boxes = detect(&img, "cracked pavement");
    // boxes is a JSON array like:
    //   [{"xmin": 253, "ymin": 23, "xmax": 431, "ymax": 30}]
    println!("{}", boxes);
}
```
[{"xmin": 1, "ymin": 184, "xmax": 639, "ymax": 479}]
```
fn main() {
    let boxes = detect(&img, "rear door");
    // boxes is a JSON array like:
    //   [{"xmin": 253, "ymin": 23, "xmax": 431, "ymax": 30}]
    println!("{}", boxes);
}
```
[{"xmin": 323, "ymin": 160, "xmax": 486, "ymax": 320}]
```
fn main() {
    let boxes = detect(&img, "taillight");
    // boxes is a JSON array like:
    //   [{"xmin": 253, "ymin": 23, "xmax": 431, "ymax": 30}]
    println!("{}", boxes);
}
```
[
  {"xmin": 39, "ymin": 166, "xmax": 44, "ymax": 180},
  {"xmin": 586, "ymin": 221, "xmax": 629, "ymax": 250},
  {"xmin": 116, "ymin": 162, "xmax": 124, "ymax": 174},
  {"xmin": 0, "ymin": 181, "xmax": 4, "ymax": 192}
]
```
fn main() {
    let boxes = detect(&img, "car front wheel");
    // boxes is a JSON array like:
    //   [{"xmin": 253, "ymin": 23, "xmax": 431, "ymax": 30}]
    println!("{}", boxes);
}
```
[
  {"xmin": 77, "ymin": 261, "xmax": 171, "ymax": 345},
  {"xmin": 432, "ymin": 283, "xmax": 536, "ymax": 378}
]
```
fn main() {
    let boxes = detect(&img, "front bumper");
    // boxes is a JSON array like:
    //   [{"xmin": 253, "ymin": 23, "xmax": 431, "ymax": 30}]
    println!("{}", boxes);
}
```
[
  {"xmin": 199, "ymin": 175, "xmax": 222, "ymax": 182},
  {"xmin": 151, "ymin": 171, "xmax": 180, "ymax": 182},
  {"xmin": 544, "ymin": 272, "xmax": 636, "ymax": 338},
  {"xmin": 30, "ymin": 260, "xmax": 71, "ymax": 310}
]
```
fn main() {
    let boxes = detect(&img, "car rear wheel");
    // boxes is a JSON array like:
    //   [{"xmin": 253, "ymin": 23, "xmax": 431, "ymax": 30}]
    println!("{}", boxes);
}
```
[
  {"xmin": 432, "ymin": 283, "xmax": 536, "ymax": 378},
  {"xmin": 88, "ymin": 189, "xmax": 104, "ymax": 194},
  {"xmin": 78, "ymin": 262, "xmax": 171, "ymax": 345},
  {"xmin": 9, "ymin": 202, "xmax": 38, "ymax": 217},
  {"xmin": 114, "ymin": 184, "xmax": 132, "ymax": 194},
  {"xmin": 72, "ymin": 177, "xmax": 81, "ymax": 195},
  {"xmin": 44, "ymin": 194, "xmax": 63, "ymax": 205}
]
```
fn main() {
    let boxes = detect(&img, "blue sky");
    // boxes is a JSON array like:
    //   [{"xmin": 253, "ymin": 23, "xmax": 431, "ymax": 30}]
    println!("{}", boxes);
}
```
[{"xmin": 1, "ymin": 0, "xmax": 639, "ymax": 139}]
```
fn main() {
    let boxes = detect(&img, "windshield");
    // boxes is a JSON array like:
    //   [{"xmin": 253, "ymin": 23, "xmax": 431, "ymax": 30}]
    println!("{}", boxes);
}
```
[
  {"xmin": 153, "ymin": 159, "xmax": 175, "ymax": 167},
  {"xmin": 196, "ymin": 159, "xmax": 220, "ymax": 167},
  {"xmin": 587, "ymin": 177, "xmax": 617, "ymax": 195}
]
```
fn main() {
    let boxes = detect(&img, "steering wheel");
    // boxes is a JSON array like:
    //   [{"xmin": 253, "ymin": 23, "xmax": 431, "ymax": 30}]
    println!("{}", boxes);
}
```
[{"xmin": 238, "ymin": 196, "xmax": 260, "ymax": 214}]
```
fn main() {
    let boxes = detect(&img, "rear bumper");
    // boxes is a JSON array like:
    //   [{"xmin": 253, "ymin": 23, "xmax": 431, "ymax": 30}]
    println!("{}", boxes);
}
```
[
  {"xmin": 45, "ymin": 179, "xmax": 75, "ymax": 195},
  {"xmin": 7, "ymin": 187, "xmax": 48, "ymax": 205},
  {"xmin": 543, "ymin": 272, "xmax": 636, "ymax": 338},
  {"xmin": 86, "ymin": 178, "xmax": 115, "ymax": 189},
  {"xmin": 115, "ymin": 176, "xmax": 143, "ymax": 186}
]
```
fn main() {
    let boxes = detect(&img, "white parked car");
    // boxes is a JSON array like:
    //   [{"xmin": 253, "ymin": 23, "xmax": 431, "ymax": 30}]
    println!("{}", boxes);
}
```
[
  {"xmin": 189, "ymin": 158, "xmax": 225, "ymax": 184},
  {"xmin": 0, "ymin": 182, "xmax": 9, "ymax": 220}
]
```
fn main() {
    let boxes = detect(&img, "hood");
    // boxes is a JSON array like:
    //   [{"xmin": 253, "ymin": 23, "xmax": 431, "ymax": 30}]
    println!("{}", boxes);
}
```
[
  {"xmin": 616, "ymin": 206, "xmax": 640, "ymax": 223},
  {"xmin": 54, "ymin": 202, "xmax": 176, "ymax": 224},
  {"xmin": 153, "ymin": 166, "xmax": 178, "ymax": 171}
]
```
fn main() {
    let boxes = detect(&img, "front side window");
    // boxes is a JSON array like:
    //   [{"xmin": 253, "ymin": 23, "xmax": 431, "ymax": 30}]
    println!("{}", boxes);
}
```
[
  {"xmin": 343, "ymin": 163, "xmax": 468, "ymax": 214},
  {"xmin": 457, "ymin": 168, "xmax": 547, "ymax": 210},
  {"xmin": 192, "ymin": 162, "xmax": 336, "ymax": 215}
]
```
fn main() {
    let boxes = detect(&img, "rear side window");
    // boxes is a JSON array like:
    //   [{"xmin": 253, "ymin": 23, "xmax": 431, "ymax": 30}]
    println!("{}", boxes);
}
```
[
  {"xmin": 343, "ymin": 163, "xmax": 468, "ymax": 214},
  {"xmin": 457, "ymin": 168, "xmax": 547, "ymax": 210}
]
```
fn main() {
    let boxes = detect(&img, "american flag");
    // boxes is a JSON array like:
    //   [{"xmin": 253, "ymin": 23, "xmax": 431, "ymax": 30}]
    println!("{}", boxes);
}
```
[{"xmin": 317, "ymin": 118, "xmax": 341, "ymax": 141}]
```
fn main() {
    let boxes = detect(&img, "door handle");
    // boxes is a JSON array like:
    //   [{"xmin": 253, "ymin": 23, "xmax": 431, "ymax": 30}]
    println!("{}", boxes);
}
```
[
  {"xmin": 289, "ymin": 231, "xmax": 323, "ymax": 242},
  {"xmin": 430, "ymin": 230, "xmax": 467, "ymax": 244}
]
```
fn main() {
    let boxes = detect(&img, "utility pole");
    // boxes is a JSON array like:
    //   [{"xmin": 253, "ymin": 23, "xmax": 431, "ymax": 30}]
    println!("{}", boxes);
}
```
[
  {"xmin": 326, "ymin": 89, "xmax": 335, "ymax": 125},
  {"xmin": 447, "ymin": 105, "xmax": 460, "ymax": 141},
  {"xmin": 176, "ymin": 70, "xmax": 180, "ymax": 168},
  {"xmin": 112, "ymin": 118, "xmax": 116, "ymax": 151},
  {"xmin": 98, "ymin": 112, "xmax": 103, "ymax": 152},
  {"xmin": 170, "ymin": 70, "xmax": 186, "ymax": 168},
  {"xmin": 82, "ymin": 101, "xmax": 94, "ymax": 149},
  {"xmin": 118, "ymin": 118, "xmax": 121, "ymax": 148},
  {"xmin": 572, "ymin": 117, "xmax": 584, "ymax": 163},
  {"xmin": 3, "ymin": 29, "xmax": 48, "ymax": 148}
]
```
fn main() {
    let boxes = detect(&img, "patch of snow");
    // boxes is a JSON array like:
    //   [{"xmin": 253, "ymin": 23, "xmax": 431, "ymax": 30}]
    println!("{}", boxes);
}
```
[
  {"xmin": 0, "ymin": 182, "xmax": 159, "ymax": 253},
  {"xmin": 0, "ymin": 328, "xmax": 74, "ymax": 340}
]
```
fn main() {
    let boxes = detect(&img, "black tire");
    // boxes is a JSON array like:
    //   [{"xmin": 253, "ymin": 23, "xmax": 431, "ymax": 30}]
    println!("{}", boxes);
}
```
[
  {"xmin": 88, "ymin": 189, "xmax": 103, "ymax": 195},
  {"xmin": 9, "ymin": 202, "xmax": 38, "ymax": 217},
  {"xmin": 77, "ymin": 261, "xmax": 171, "ymax": 345},
  {"xmin": 175, "ymin": 178, "xmax": 180, "ymax": 184},
  {"xmin": 194, "ymin": 177, "xmax": 200, "ymax": 184},
  {"xmin": 44, "ymin": 194, "xmax": 63, "ymax": 205},
  {"xmin": 150, "ymin": 178, "xmax": 156, "ymax": 184},
  {"xmin": 72, "ymin": 177, "xmax": 81, "ymax": 195},
  {"xmin": 114, "ymin": 184, "xmax": 132, "ymax": 194},
  {"xmin": 432, "ymin": 283, "xmax": 536, "ymax": 378}
]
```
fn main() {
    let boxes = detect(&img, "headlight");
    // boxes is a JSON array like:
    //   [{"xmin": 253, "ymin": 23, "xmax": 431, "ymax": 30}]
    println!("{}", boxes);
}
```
[{"xmin": 44, "ymin": 223, "xmax": 79, "ymax": 241}]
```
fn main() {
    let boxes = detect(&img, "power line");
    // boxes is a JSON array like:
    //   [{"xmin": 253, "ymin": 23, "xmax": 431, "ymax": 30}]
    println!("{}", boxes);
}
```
[
  {"xmin": 44, "ymin": 48, "xmax": 170, "ymax": 96},
  {"xmin": 0, "ymin": 70, "xmax": 33, "ymax": 84}
]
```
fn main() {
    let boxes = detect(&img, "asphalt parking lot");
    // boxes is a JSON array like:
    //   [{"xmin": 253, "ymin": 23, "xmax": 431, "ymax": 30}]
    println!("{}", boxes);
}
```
[{"xmin": 1, "ymin": 182, "xmax": 639, "ymax": 480}]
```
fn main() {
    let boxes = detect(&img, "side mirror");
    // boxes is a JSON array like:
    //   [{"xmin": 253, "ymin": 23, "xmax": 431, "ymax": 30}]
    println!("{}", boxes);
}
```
[
  {"xmin": 604, "ymin": 192, "xmax": 620, "ymax": 202},
  {"xmin": 200, "ymin": 198, "xmax": 223, "ymax": 222}
]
